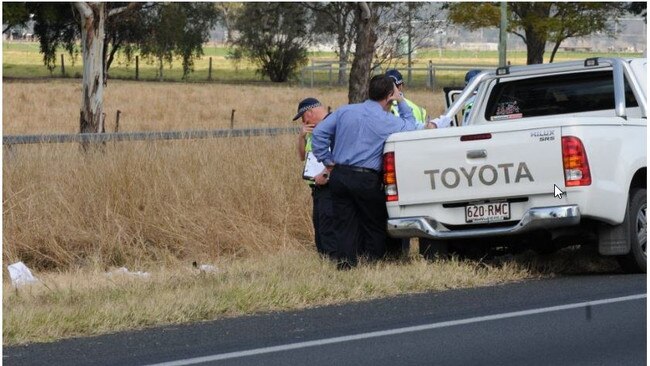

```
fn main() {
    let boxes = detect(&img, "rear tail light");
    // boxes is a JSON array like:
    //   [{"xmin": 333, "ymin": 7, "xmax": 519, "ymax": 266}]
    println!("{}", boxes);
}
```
[
  {"xmin": 383, "ymin": 152, "xmax": 398, "ymax": 202},
  {"xmin": 562, "ymin": 136, "xmax": 591, "ymax": 186}
]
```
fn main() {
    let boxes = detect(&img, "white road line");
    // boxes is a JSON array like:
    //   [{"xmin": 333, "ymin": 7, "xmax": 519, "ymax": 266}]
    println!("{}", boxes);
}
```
[{"xmin": 145, "ymin": 293, "xmax": 646, "ymax": 366}]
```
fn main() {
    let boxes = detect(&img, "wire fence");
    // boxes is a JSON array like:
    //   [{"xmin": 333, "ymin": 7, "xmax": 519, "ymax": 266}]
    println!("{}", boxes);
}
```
[
  {"xmin": 299, "ymin": 60, "xmax": 492, "ymax": 90},
  {"xmin": 3, "ymin": 126, "xmax": 301, "ymax": 146}
]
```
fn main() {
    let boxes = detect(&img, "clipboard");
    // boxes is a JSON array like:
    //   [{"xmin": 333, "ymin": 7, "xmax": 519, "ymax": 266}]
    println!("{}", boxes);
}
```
[{"xmin": 303, "ymin": 151, "xmax": 326, "ymax": 180}]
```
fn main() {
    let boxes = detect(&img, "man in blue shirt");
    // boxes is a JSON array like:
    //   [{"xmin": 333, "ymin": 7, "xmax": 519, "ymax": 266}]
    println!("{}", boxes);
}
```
[{"xmin": 312, "ymin": 75, "xmax": 427, "ymax": 269}]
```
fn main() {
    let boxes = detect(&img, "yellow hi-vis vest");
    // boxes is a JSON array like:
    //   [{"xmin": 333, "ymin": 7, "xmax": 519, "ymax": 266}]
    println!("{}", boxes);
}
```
[
  {"xmin": 391, "ymin": 98, "xmax": 427, "ymax": 125},
  {"xmin": 303, "ymin": 134, "xmax": 315, "ymax": 185}
]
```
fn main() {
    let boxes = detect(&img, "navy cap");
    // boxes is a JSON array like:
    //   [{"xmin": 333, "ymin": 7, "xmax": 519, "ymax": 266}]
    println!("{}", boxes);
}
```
[
  {"xmin": 293, "ymin": 97, "xmax": 322, "ymax": 121},
  {"xmin": 386, "ymin": 69, "xmax": 404, "ymax": 85},
  {"xmin": 385, "ymin": 69, "xmax": 403, "ymax": 85},
  {"xmin": 465, "ymin": 69, "xmax": 482, "ymax": 85}
]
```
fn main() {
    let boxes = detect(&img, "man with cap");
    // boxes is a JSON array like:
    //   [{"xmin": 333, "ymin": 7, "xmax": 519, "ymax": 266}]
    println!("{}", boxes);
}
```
[
  {"xmin": 312, "ymin": 75, "xmax": 431, "ymax": 269},
  {"xmin": 293, "ymin": 97, "xmax": 336, "ymax": 258},
  {"xmin": 386, "ymin": 69, "xmax": 428, "ymax": 125}
]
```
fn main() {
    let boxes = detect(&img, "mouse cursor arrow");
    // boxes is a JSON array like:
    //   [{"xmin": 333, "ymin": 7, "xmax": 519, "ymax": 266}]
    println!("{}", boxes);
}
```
[{"xmin": 554, "ymin": 184, "xmax": 565, "ymax": 199}]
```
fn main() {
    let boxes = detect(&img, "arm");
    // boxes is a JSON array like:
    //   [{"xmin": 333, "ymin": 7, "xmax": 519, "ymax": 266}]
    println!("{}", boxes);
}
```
[
  {"xmin": 393, "ymin": 98, "xmax": 420, "ymax": 131},
  {"xmin": 312, "ymin": 112, "xmax": 337, "ymax": 167},
  {"xmin": 296, "ymin": 124, "xmax": 313, "ymax": 161}
]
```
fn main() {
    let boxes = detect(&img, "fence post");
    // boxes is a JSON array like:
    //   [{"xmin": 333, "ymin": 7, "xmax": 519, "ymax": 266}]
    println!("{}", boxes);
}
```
[
  {"xmin": 428, "ymin": 60, "xmax": 433, "ymax": 90},
  {"xmin": 230, "ymin": 109, "xmax": 236, "ymax": 129},
  {"xmin": 61, "ymin": 54, "xmax": 65, "ymax": 76},
  {"xmin": 135, "ymin": 56, "xmax": 139, "ymax": 80},
  {"xmin": 115, "ymin": 110, "xmax": 121, "ymax": 132},
  {"xmin": 208, "ymin": 57, "xmax": 212, "ymax": 81},
  {"xmin": 432, "ymin": 65, "xmax": 436, "ymax": 91}
]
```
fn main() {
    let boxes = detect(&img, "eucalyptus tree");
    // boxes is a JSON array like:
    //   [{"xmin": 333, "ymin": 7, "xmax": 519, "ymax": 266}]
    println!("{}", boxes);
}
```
[
  {"xmin": 447, "ymin": 2, "xmax": 626, "ymax": 65},
  {"xmin": 18, "ymin": 2, "xmax": 217, "ymax": 134},
  {"xmin": 307, "ymin": 2, "xmax": 358, "ymax": 85},
  {"xmin": 232, "ymin": 2, "xmax": 313, "ymax": 82}
]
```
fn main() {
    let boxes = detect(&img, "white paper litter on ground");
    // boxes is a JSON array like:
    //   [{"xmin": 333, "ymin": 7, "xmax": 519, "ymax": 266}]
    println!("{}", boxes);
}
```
[
  {"xmin": 105, "ymin": 267, "xmax": 150, "ymax": 278},
  {"xmin": 199, "ymin": 264, "xmax": 219, "ymax": 273},
  {"xmin": 7, "ymin": 261, "xmax": 39, "ymax": 287}
]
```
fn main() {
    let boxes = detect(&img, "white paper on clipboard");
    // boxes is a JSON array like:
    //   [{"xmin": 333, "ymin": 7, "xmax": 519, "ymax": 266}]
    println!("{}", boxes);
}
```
[{"xmin": 303, "ymin": 151, "xmax": 326, "ymax": 180}]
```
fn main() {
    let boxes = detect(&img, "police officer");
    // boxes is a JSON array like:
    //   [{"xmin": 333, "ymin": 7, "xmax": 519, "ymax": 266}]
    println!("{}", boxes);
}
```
[
  {"xmin": 293, "ymin": 98, "xmax": 336, "ymax": 258},
  {"xmin": 462, "ymin": 69, "xmax": 483, "ymax": 124},
  {"xmin": 386, "ymin": 69, "xmax": 428, "ymax": 125},
  {"xmin": 312, "ymin": 75, "xmax": 428, "ymax": 269}
]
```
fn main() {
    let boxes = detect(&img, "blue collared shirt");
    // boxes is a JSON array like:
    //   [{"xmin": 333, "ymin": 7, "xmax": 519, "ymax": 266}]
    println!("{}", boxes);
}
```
[{"xmin": 312, "ymin": 99, "xmax": 421, "ymax": 172}]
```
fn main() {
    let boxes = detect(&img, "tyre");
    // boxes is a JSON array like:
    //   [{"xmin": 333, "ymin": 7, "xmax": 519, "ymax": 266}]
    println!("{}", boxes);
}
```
[
  {"xmin": 617, "ymin": 188, "xmax": 647, "ymax": 273},
  {"xmin": 418, "ymin": 238, "xmax": 449, "ymax": 260}
]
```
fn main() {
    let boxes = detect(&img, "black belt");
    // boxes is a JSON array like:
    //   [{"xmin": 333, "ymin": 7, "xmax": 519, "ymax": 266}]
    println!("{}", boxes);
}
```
[{"xmin": 336, "ymin": 165, "xmax": 379, "ymax": 174}]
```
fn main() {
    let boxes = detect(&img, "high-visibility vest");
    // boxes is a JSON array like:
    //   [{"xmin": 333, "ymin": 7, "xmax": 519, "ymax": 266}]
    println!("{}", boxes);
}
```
[
  {"xmin": 462, "ymin": 95, "xmax": 476, "ymax": 124},
  {"xmin": 391, "ymin": 98, "xmax": 427, "ymax": 125},
  {"xmin": 303, "ymin": 134, "xmax": 314, "ymax": 185}
]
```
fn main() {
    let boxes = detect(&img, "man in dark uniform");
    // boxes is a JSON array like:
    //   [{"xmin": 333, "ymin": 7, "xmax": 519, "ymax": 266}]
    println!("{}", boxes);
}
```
[
  {"xmin": 293, "ymin": 98, "xmax": 336, "ymax": 258},
  {"xmin": 311, "ymin": 76, "xmax": 425, "ymax": 269}
]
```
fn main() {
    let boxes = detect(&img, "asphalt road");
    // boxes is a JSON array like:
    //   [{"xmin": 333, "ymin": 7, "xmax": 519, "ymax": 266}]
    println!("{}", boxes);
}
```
[{"xmin": 4, "ymin": 274, "xmax": 646, "ymax": 366}]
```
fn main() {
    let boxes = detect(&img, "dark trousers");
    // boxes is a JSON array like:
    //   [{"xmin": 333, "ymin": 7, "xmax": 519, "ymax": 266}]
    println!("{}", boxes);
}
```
[
  {"xmin": 328, "ymin": 167, "xmax": 387, "ymax": 266},
  {"xmin": 311, "ymin": 185, "xmax": 337, "ymax": 257}
]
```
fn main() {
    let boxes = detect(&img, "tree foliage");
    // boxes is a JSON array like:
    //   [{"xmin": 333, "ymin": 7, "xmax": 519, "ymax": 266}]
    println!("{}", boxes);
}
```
[
  {"xmin": 28, "ymin": 3, "xmax": 79, "ymax": 72},
  {"xmin": 214, "ymin": 3, "xmax": 242, "ymax": 43},
  {"xmin": 19, "ymin": 2, "xmax": 217, "ymax": 80},
  {"xmin": 139, "ymin": 3, "xmax": 218, "ymax": 80},
  {"xmin": 627, "ymin": 2, "xmax": 647, "ymax": 22},
  {"xmin": 374, "ymin": 3, "xmax": 445, "ymax": 69},
  {"xmin": 232, "ymin": 3, "xmax": 312, "ymax": 82},
  {"xmin": 307, "ymin": 2, "xmax": 358, "ymax": 85},
  {"xmin": 447, "ymin": 2, "xmax": 625, "ymax": 64},
  {"xmin": 2, "ymin": 2, "xmax": 31, "ymax": 34}
]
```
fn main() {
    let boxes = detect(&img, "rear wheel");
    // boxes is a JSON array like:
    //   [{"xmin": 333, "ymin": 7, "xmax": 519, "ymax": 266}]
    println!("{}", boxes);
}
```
[{"xmin": 616, "ymin": 188, "xmax": 647, "ymax": 273}]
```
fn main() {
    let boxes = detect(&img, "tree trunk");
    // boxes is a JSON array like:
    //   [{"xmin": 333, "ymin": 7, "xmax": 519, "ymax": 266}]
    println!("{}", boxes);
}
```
[
  {"xmin": 549, "ymin": 40, "xmax": 562, "ymax": 63},
  {"xmin": 76, "ymin": 3, "xmax": 106, "ymax": 134},
  {"xmin": 348, "ymin": 3, "xmax": 377, "ymax": 104},
  {"xmin": 525, "ymin": 27, "xmax": 546, "ymax": 64},
  {"xmin": 337, "ymin": 33, "xmax": 347, "ymax": 86}
]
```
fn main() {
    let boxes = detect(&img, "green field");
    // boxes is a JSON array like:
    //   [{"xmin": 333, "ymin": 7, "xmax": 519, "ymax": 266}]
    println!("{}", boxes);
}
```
[{"xmin": 2, "ymin": 41, "xmax": 643, "ymax": 89}]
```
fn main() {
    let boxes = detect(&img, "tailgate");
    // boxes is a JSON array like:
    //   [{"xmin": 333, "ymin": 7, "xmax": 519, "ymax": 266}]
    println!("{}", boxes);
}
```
[{"xmin": 394, "ymin": 126, "xmax": 565, "ymax": 205}]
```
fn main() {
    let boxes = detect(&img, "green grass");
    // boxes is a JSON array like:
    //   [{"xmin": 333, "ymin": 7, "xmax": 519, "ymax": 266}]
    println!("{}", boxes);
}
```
[{"xmin": 4, "ymin": 41, "xmax": 643, "ymax": 88}]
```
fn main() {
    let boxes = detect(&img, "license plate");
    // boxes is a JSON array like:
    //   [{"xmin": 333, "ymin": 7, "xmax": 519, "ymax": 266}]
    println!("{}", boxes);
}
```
[{"xmin": 465, "ymin": 202, "xmax": 510, "ymax": 223}]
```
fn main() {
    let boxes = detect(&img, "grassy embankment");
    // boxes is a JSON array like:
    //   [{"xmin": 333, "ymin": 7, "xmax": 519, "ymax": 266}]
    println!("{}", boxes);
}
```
[{"xmin": 2, "ymin": 65, "xmax": 619, "ymax": 345}]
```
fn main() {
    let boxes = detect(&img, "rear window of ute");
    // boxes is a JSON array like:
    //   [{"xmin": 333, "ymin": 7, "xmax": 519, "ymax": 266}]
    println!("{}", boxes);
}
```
[{"xmin": 485, "ymin": 70, "xmax": 639, "ymax": 121}]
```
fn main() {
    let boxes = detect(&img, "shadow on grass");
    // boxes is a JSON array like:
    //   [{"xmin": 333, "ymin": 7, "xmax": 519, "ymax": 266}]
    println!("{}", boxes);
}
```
[{"xmin": 479, "ymin": 246, "xmax": 622, "ymax": 276}]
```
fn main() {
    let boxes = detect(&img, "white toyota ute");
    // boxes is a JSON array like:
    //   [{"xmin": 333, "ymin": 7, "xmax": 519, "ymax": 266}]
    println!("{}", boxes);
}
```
[{"xmin": 383, "ymin": 57, "xmax": 647, "ymax": 273}]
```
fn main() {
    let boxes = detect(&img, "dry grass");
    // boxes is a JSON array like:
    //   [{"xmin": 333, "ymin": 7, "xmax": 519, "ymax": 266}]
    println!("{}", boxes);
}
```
[
  {"xmin": 3, "ymin": 138, "xmax": 313, "ymax": 269},
  {"xmin": 2, "ymin": 80, "xmax": 445, "ymax": 270},
  {"xmin": 2, "ymin": 79, "xmax": 447, "ymax": 135},
  {"xmin": 3, "ymin": 250, "xmax": 537, "ymax": 345}
]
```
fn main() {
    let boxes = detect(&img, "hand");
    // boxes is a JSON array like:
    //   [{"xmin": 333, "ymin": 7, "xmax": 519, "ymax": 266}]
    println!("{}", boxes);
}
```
[
  {"xmin": 390, "ymin": 84, "xmax": 404, "ymax": 103},
  {"xmin": 300, "ymin": 123, "xmax": 315, "ymax": 136},
  {"xmin": 314, "ymin": 170, "xmax": 329, "ymax": 186},
  {"xmin": 426, "ymin": 115, "xmax": 452, "ymax": 129}
]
